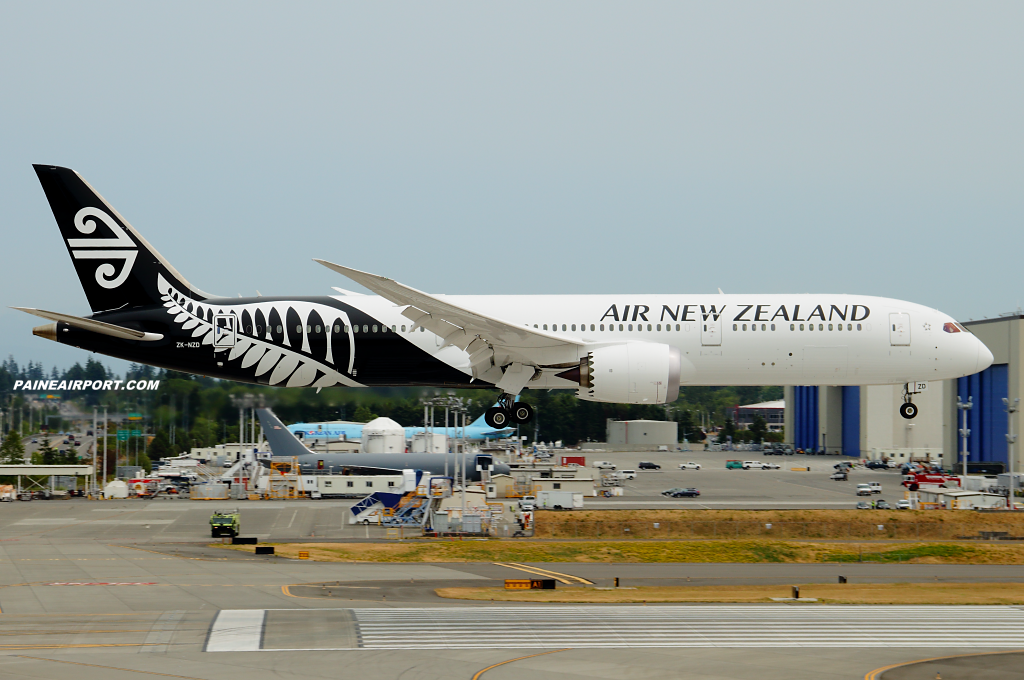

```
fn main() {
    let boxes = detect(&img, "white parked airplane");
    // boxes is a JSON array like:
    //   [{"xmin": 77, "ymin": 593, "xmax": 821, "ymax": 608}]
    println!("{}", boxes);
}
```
[{"xmin": 18, "ymin": 165, "xmax": 994, "ymax": 429}]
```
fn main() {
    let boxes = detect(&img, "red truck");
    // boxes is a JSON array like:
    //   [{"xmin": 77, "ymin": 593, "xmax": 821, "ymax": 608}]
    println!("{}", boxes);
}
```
[
  {"xmin": 902, "ymin": 473, "xmax": 960, "ymax": 488},
  {"xmin": 560, "ymin": 456, "xmax": 585, "ymax": 467}
]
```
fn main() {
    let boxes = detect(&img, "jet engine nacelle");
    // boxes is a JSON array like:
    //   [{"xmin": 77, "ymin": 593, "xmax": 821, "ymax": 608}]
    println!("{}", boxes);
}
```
[{"xmin": 559, "ymin": 343, "xmax": 686, "ymax": 404}]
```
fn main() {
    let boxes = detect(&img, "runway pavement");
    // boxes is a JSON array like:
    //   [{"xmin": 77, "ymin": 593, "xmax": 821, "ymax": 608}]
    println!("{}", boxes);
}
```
[{"xmin": 0, "ymin": 494, "xmax": 1021, "ymax": 678}]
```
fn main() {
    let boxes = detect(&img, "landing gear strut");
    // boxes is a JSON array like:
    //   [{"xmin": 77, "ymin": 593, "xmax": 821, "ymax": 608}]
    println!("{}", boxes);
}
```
[
  {"xmin": 900, "ymin": 382, "xmax": 923, "ymax": 420},
  {"xmin": 484, "ymin": 394, "xmax": 534, "ymax": 428}
]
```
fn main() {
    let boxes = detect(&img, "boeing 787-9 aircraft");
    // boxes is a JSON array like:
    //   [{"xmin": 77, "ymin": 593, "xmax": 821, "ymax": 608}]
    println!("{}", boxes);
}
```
[{"xmin": 15, "ymin": 165, "xmax": 993, "ymax": 429}]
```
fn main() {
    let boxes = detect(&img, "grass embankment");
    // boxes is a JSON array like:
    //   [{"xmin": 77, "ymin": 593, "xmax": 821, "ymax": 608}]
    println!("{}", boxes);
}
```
[
  {"xmin": 436, "ymin": 583, "xmax": 1024, "ymax": 605},
  {"xmin": 225, "ymin": 540, "xmax": 1024, "ymax": 564},
  {"xmin": 534, "ymin": 509, "xmax": 1024, "ymax": 540}
]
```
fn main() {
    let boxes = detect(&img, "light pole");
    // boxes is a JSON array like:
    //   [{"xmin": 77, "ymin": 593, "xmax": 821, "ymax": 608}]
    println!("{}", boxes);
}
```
[
  {"xmin": 957, "ymin": 396, "xmax": 972, "ymax": 477},
  {"xmin": 1005, "ymin": 397, "xmax": 1020, "ymax": 509}
]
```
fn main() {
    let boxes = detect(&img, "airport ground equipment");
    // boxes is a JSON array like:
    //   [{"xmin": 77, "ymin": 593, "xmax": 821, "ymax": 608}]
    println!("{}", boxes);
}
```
[{"xmin": 210, "ymin": 510, "xmax": 240, "ymax": 537}]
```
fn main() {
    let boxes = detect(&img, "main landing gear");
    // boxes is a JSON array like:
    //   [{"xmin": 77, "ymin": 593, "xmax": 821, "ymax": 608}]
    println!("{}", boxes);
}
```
[
  {"xmin": 484, "ymin": 394, "xmax": 534, "ymax": 429},
  {"xmin": 900, "ymin": 382, "xmax": 925, "ymax": 420}
]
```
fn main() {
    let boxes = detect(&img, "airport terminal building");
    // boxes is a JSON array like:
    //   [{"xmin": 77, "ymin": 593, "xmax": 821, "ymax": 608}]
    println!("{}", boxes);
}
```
[{"xmin": 785, "ymin": 313, "xmax": 1023, "ymax": 472}]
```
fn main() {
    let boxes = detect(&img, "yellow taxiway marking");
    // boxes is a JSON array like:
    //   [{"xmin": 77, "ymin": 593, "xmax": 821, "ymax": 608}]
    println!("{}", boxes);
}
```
[
  {"xmin": 494, "ymin": 562, "xmax": 593, "ymax": 585},
  {"xmin": 15, "ymin": 654, "xmax": 206, "ymax": 678},
  {"xmin": 865, "ymin": 649, "xmax": 1024, "ymax": 679},
  {"xmin": 471, "ymin": 649, "xmax": 571, "ymax": 680}
]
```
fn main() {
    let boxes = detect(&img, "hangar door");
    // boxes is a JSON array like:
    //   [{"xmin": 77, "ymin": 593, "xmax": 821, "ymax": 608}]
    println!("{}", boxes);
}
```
[{"xmin": 889, "ymin": 312, "xmax": 910, "ymax": 346}]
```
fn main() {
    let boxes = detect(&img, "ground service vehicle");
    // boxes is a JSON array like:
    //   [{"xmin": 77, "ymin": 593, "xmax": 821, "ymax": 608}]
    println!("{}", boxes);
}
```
[
  {"xmin": 210, "ymin": 510, "xmax": 240, "ymax": 537},
  {"xmin": 592, "ymin": 461, "xmax": 616, "ymax": 470},
  {"xmin": 679, "ymin": 462, "xmax": 701, "ymax": 470},
  {"xmin": 726, "ymin": 460, "xmax": 744, "ymax": 469},
  {"xmin": 619, "ymin": 470, "xmax": 637, "ymax": 480},
  {"xmin": 638, "ymin": 462, "xmax": 661, "ymax": 470},
  {"xmin": 896, "ymin": 499, "xmax": 912, "ymax": 510},
  {"xmin": 662, "ymin": 487, "xmax": 700, "ymax": 498},
  {"xmin": 856, "ymin": 484, "xmax": 873, "ymax": 496},
  {"xmin": 869, "ymin": 482, "xmax": 882, "ymax": 493},
  {"xmin": 830, "ymin": 472, "xmax": 848, "ymax": 481},
  {"xmin": 536, "ymin": 491, "xmax": 583, "ymax": 510}
]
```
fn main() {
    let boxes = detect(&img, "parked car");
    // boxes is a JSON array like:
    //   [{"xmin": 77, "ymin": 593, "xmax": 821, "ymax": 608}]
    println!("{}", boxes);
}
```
[
  {"xmin": 760, "ymin": 462, "xmax": 780, "ymax": 470},
  {"xmin": 856, "ymin": 501, "xmax": 871, "ymax": 509},
  {"xmin": 865, "ymin": 461, "xmax": 888, "ymax": 470},
  {"xmin": 678, "ymin": 462, "xmax": 701, "ymax": 470},
  {"xmin": 875, "ymin": 500, "xmax": 892, "ymax": 510},
  {"xmin": 638, "ymin": 462, "xmax": 661, "ymax": 470},
  {"xmin": 896, "ymin": 499, "xmax": 912, "ymax": 510},
  {"xmin": 662, "ymin": 487, "xmax": 700, "ymax": 498}
]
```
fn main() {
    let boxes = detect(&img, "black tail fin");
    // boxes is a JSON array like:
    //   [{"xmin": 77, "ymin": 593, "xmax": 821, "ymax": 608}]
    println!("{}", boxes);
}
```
[{"xmin": 33, "ymin": 164, "xmax": 212, "ymax": 314}]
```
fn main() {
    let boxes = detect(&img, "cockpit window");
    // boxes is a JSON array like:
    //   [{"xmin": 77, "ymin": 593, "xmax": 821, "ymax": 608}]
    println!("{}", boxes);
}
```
[{"xmin": 943, "ymin": 322, "xmax": 961, "ymax": 333}]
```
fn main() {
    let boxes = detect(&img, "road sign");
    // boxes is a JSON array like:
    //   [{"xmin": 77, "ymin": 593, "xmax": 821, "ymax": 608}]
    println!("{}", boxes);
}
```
[
  {"xmin": 128, "ymin": 413, "xmax": 143, "ymax": 421},
  {"xmin": 130, "ymin": 430, "xmax": 141, "ymax": 437},
  {"xmin": 117, "ymin": 430, "xmax": 129, "ymax": 441}
]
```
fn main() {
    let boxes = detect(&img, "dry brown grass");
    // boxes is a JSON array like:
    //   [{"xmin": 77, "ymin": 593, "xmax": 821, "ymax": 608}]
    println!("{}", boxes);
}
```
[
  {"xmin": 221, "ymin": 539, "xmax": 1024, "ymax": 564},
  {"xmin": 534, "ymin": 509, "xmax": 1024, "ymax": 541},
  {"xmin": 437, "ymin": 583, "xmax": 1024, "ymax": 605}
]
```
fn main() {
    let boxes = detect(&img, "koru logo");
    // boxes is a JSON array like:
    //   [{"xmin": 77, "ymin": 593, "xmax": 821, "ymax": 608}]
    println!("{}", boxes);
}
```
[{"xmin": 68, "ymin": 207, "xmax": 138, "ymax": 289}]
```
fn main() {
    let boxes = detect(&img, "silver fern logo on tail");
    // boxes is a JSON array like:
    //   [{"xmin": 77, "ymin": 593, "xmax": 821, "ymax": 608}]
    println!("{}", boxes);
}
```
[{"xmin": 68, "ymin": 207, "xmax": 138, "ymax": 289}]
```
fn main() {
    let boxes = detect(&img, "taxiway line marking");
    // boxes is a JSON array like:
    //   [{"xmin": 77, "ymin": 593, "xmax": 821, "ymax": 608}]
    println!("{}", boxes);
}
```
[
  {"xmin": 864, "ymin": 648, "xmax": 1024, "ymax": 679},
  {"xmin": 492, "ymin": 563, "xmax": 573, "ymax": 584},
  {"xmin": 499, "ymin": 562, "xmax": 593, "ymax": 585},
  {"xmin": 14, "ymin": 654, "xmax": 208, "ymax": 678},
  {"xmin": 471, "ymin": 649, "xmax": 571, "ymax": 680}
]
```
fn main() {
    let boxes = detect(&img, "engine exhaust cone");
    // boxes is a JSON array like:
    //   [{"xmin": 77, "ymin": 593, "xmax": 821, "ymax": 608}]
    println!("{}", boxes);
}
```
[{"xmin": 555, "ymin": 366, "xmax": 581, "ymax": 383}]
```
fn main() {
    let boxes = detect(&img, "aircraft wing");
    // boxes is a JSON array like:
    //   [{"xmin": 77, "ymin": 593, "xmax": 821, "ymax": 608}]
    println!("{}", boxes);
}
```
[{"xmin": 314, "ymin": 260, "xmax": 585, "ymax": 387}]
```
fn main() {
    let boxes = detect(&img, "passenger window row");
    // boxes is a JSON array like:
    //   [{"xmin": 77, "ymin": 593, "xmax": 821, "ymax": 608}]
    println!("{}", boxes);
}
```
[
  {"xmin": 529, "ymin": 323, "xmax": 685, "ymax": 332},
  {"xmin": 731, "ymin": 323, "xmax": 864, "ymax": 332}
]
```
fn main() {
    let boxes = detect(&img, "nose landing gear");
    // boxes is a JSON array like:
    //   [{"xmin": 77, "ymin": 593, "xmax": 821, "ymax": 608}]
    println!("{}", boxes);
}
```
[
  {"xmin": 900, "ymin": 382, "xmax": 925, "ymax": 420},
  {"xmin": 483, "ymin": 394, "xmax": 534, "ymax": 428}
]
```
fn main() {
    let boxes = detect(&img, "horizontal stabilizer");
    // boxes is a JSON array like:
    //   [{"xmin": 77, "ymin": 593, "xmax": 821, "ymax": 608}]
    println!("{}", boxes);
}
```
[{"xmin": 11, "ymin": 307, "xmax": 163, "ymax": 341}]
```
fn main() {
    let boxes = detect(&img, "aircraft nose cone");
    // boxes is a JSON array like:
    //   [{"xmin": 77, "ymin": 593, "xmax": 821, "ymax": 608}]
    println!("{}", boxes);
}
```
[{"xmin": 977, "ymin": 340, "xmax": 994, "ymax": 373}]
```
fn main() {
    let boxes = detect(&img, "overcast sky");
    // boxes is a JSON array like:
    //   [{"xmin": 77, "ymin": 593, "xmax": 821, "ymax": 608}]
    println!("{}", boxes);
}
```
[{"xmin": 1, "ymin": 2, "xmax": 1021, "ymax": 374}]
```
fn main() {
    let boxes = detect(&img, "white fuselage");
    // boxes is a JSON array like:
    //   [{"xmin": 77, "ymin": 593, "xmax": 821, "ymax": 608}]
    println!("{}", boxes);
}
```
[{"xmin": 336, "ymin": 293, "xmax": 992, "ymax": 388}]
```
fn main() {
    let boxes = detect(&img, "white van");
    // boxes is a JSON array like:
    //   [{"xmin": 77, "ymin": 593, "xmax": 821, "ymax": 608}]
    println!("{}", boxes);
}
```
[
  {"xmin": 856, "ymin": 483, "xmax": 872, "ymax": 496},
  {"xmin": 592, "ymin": 461, "xmax": 616, "ymax": 470},
  {"xmin": 742, "ymin": 461, "xmax": 764, "ymax": 469},
  {"xmin": 618, "ymin": 470, "xmax": 637, "ymax": 480},
  {"xmin": 869, "ymin": 482, "xmax": 882, "ymax": 494}
]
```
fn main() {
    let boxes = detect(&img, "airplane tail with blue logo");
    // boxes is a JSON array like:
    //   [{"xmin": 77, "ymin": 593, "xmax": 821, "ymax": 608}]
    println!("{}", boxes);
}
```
[{"xmin": 33, "ymin": 165, "xmax": 211, "ymax": 314}]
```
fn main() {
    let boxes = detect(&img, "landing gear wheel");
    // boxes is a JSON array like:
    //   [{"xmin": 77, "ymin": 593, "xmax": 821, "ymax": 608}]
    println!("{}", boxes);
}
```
[
  {"xmin": 511, "ymin": 402, "xmax": 534, "ymax": 424},
  {"xmin": 900, "ymin": 402, "xmax": 918, "ymax": 420},
  {"xmin": 485, "ymin": 407, "xmax": 510, "ymax": 429}
]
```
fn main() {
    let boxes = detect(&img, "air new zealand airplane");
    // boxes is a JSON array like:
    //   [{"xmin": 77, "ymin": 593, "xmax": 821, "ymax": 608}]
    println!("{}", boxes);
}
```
[{"xmin": 16, "ymin": 165, "xmax": 992, "ymax": 429}]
